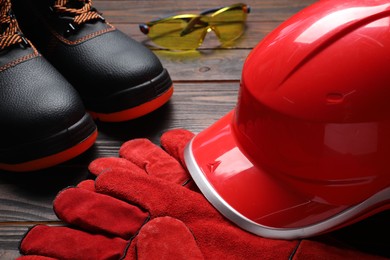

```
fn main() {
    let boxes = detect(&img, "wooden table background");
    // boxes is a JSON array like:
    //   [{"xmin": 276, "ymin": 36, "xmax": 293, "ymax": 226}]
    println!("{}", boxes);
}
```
[{"xmin": 1, "ymin": 0, "xmax": 389, "ymax": 258}]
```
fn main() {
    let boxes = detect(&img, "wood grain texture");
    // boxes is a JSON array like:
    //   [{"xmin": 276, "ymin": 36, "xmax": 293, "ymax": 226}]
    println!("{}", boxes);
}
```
[
  {"xmin": 92, "ymin": 0, "xmax": 316, "ymax": 23},
  {"xmin": 2, "ymin": 0, "xmax": 388, "ymax": 259}
]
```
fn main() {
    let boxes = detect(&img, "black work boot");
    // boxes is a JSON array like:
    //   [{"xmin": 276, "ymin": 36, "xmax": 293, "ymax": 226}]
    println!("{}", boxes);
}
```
[
  {"xmin": 0, "ymin": 0, "xmax": 97, "ymax": 172},
  {"xmin": 11, "ymin": 0, "xmax": 174, "ymax": 122}
]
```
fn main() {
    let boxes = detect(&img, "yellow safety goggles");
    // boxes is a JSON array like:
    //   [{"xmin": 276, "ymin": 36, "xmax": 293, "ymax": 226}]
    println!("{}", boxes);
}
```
[{"xmin": 139, "ymin": 3, "xmax": 250, "ymax": 50}]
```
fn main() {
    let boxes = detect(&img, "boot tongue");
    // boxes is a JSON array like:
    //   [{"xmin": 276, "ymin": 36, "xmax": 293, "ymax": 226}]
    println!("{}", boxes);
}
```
[{"xmin": 53, "ymin": 0, "xmax": 103, "ymax": 26}]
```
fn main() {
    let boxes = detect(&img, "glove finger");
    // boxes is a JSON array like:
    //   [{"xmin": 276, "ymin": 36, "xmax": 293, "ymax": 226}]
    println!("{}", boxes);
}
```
[
  {"xmin": 135, "ymin": 217, "xmax": 204, "ymax": 260},
  {"xmin": 54, "ymin": 187, "xmax": 149, "ymax": 240},
  {"xmin": 119, "ymin": 138, "xmax": 190, "ymax": 185},
  {"xmin": 76, "ymin": 179, "xmax": 95, "ymax": 191},
  {"xmin": 88, "ymin": 157, "xmax": 145, "ymax": 177},
  {"xmin": 160, "ymin": 129, "xmax": 195, "ymax": 168},
  {"xmin": 95, "ymin": 169, "xmax": 222, "ymax": 222},
  {"xmin": 20, "ymin": 225, "xmax": 128, "ymax": 260}
]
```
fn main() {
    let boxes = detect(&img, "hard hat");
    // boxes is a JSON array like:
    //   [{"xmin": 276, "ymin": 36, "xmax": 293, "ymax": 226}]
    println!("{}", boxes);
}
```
[{"xmin": 184, "ymin": 0, "xmax": 390, "ymax": 239}]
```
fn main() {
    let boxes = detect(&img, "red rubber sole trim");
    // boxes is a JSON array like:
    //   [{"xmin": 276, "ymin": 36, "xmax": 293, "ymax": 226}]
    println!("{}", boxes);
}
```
[
  {"xmin": 89, "ymin": 85, "xmax": 174, "ymax": 122},
  {"xmin": 0, "ymin": 130, "xmax": 98, "ymax": 172}
]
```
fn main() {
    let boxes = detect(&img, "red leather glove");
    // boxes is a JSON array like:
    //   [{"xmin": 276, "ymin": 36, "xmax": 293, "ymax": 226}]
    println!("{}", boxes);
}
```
[{"xmin": 18, "ymin": 129, "xmax": 385, "ymax": 260}]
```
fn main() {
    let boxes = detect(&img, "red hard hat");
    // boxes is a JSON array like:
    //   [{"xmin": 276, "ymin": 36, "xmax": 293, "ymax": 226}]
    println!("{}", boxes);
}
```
[{"xmin": 184, "ymin": 0, "xmax": 390, "ymax": 239}]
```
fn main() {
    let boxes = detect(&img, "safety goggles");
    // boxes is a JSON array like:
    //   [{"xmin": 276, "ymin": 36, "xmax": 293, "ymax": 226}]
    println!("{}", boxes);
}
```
[{"xmin": 139, "ymin": 3, "xmax": 250, "ymax": 50}]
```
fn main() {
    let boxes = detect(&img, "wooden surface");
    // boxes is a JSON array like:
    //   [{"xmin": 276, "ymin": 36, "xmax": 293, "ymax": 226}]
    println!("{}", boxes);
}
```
[{"xmin": 1, "ymin": 1, "xmax": 389, "ymax": 259}]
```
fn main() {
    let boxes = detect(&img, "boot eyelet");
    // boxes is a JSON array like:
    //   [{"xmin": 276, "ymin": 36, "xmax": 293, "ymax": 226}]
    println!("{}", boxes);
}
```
[
  {"xmin": 64, "ymin": 22, "xmax": 77, "ymax": 37},
  {"xmin": 17, "ymin": 32, "xmax": 30, "ymax": 48}
]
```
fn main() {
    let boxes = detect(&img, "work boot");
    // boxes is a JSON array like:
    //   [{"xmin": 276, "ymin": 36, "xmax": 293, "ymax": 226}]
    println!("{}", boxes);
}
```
[
  {"xmin": 0, "ymin": 0, "xmax": 97, "ymax": 172},
  {"xmin": 11, "ymin": 0, "xmax": 174, "ymax": 122}
]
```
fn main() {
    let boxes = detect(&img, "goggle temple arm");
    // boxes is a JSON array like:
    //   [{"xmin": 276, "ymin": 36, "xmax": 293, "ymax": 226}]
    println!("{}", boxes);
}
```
[
  {"xmin": 200, "ymin": 4, "xmax": 251, "ymax": 15},
  {"xmin": 200, "ymin": 6, "xmax": 223, "ymax": 15}
]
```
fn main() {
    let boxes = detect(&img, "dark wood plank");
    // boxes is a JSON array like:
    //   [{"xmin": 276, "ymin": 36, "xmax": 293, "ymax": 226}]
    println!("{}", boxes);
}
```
[
  {"xmin": 154, "ymin": 49, "xmax": 251, "ymax": 81},
  {"xmin": 0, "ymin": 225, "xmax": 29, "ymax": 259},
  {"xmin": 0, "ymin": 225, "xmax": 29, "ymax": 249},
  {"xmin": 0, "ymin": 249, "xmax": 21, "ymax": 260},
  {"xmin": 92, "ymin": 0, "xmax": 317, "ymax": 23}
]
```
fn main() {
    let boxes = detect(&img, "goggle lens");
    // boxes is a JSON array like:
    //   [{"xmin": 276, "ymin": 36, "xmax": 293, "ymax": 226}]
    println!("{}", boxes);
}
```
[
  {"xmin": 148, "ymin": 17, "xmax": 204, "ymax": 50},
  {"xmin": 141, "ymin": 4, "xmax": 249, "ymax": 50},
  {"xmin": 212, "ymin": 7, "xmax": 248, "ymax": 43}
]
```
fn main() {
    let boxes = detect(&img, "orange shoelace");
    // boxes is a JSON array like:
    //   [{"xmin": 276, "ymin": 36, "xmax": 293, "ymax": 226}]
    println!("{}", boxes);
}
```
[
  {"xmin": 0, "ymin": 0, "xmax": 25, "ymax": 49},
  {"xmin": 52, "ymin": 0, "xmax": 103, "ymax": 25}
]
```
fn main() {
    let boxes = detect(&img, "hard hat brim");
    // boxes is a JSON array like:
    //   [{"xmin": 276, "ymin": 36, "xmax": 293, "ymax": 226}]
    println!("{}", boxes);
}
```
[{"xmin": 184, "ymin": 109, "xmax": 390, "ymax": 239}]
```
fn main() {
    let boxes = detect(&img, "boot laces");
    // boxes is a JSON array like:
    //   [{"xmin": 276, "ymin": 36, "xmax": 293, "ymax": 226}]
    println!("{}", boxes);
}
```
[
  {"xmin": 0, "ymin": 0, "xmax": 26, "ymax": 50},
  {"xmin": 52, "ymin": 0, "xmax": 104, "ymax": 25}
]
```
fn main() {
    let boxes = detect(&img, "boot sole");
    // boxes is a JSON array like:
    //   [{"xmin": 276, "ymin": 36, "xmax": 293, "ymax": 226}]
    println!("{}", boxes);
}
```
[
  {"xmin": 87, "ymin": 68, "xmax": 174, "ymax": 122},
  {"xmin": 89, "ymin": 86, "xmax": 173, "ymax": 122},
  {"xmin": 0, "ymin": 113, "xmax": 97, "ymax": 172}
]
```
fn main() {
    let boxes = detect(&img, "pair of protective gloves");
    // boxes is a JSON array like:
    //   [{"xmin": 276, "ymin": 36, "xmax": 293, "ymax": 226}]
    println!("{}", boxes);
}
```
[{"xmin": 18, "ymin": 129, "xmax": 385, "ymax": 259}]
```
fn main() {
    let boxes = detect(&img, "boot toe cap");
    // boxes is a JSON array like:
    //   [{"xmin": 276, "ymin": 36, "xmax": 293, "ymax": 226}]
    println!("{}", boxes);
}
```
[{"xmin": 0, "ymin": 55, "xmax": 86, "ymax": 147}]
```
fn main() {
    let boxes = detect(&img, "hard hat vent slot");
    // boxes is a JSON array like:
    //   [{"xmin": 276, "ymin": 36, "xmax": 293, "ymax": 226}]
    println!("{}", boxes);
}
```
[{"xmin": 326, "ymin": 93, "xmax": 344, "ymax": 104}]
